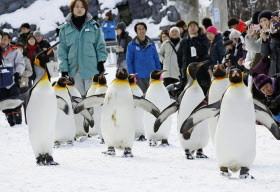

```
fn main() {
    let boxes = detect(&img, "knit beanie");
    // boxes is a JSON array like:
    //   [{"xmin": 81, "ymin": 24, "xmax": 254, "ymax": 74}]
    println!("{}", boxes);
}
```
[
  {"xmin": 169, "ymin": 27, "xmax": 180, "ymax": 36},
  {"xmin": 252, "ymin": 11, "xmax": 262, "ymax": 24},
  {"xmin": 253, "ymin": 74, "xmax": 272, "ymax": 90},
  {"xmin": 188, "ymin": 20, "xmax": 199, "ymax": 27},
  {"xmin": 258, "ymin": 10, "xmax": 272, "ymax": 23},
  {"xmin": 229, "ymin": 29, "xmax": 241, "ymax": 40},
  {"xmin": 205, "ymin": 26, "xmax": 217, "ymax": 35},
  {"xmin": 33, "ymin": 31, "xmax": 42, "ymax": 37},
  {"xmin": 115, "ymin": 22, "xmax": 126, "ymax": 31}
]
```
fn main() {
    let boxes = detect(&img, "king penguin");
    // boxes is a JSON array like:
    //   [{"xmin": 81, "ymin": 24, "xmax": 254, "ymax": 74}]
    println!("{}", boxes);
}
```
[
  {"xmin": 93, "ymin": 74, "xmax": 108, "ymax": 144},
  {"xmin": 180, "ymin": 68, "xmax": 280, "ymax": 179},
  {"xmin": 154, "ymin": 61, "xmax": 210, "ymax": 159},
  {"xmin": 26, "ymin": 42, "xmax": 69, "ymax": 165},
  {"xmin": 128, "ymin": 74, "xmax": 146, "ymax": 141},
  {"xmin": 144, "ymin": 70, "xmax": 171, "ymax": 147},
  {"xmin": 53, "ymin": 77, "xmax": 76, "ymax": 146},
  {"xmin": 86, "ymin": 74, "xmax": 100, "ymax": 137},
  {"xmin": 67, "ymin": 77, "xmax": 87, "ymax": 139},
  {"xmin": 74, "ymin": 68, "xmax": 160, "ymax": 157},
  {"xmin": 208, "ymin": 64, "xmax": 230, "ymax": 144}
]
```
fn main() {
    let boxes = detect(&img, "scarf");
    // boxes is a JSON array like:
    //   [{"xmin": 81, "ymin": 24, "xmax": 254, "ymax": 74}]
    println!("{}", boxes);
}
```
[
  {"xmin": 72, "ymin": 14, "xmax": 86, "ymax": 31},
  {"xmin": 27, "ymin": 44, "xmax": 39, "ymax": 61}
]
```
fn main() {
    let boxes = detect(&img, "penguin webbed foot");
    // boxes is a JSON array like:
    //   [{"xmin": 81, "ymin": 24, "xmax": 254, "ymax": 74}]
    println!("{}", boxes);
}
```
[
  {"xmin": 239, "ymin": 167, "xmax": 254, "ymax": 179},
  {"xmin": 149, "ymin": 139, "xmax": 158, "ymax": 147},
  {"xmin": 100, "ymin": 138, "xmax": 105, "ymax": 144},
  {"xmin": 220, "ymin": 167, "xmax": 232, "ymax": 178},
  {"xmin": 185, "ymin": 149, "xmax": 194, "ymax": 160},
  {"xmin": 67, "ymin": 140, "xmax": 74, "ymax": 146},
  {"xmin": 135, "ymin": 135, "xmax": 146, "ymax": 142},
  {"xmin": 36, "ymin": 154, "xmax": 46, "ymax": 166},
  {"xmin": 102, "ymin": 147, "xmax": 116, "ymax": 156},
  {"xmin": 196, "ymin": 148, "xmax": 208, "ymax": 159},
  {"xmin": 122, "ymin": 148, "xmax": 134, "ymax": 158},
  {"xmin": 159, "ymin": 139, "xmax": 169, "ymax": 147},
  {"xmin": 45, "ymin": 153, "xmax": 59, "ymax": 166},
  {"xmin": 54, "ymin": 141, "xmax": 60, "ymax": 148}
]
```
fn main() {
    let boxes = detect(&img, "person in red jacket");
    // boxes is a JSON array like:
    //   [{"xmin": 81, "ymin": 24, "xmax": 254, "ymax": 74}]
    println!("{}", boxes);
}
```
[{"xmin": 228, "ymin": 18, "xmax": 247, "ymax": 33}]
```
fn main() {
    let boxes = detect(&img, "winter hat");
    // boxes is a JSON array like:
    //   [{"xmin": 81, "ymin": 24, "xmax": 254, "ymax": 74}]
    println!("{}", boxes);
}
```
[
  {"xmin": 258, "ymin": 10, "xmax": 272, "ymax": 23},
  {"xmin": 223, "ymin": 39, "xmax": 233, "ymax": 46},
  {"xmin": 202, "ymin": 18, "xmax": 213, "ymax": 29},
  {"xmin": 229, "ymin": 29, "xmax": 241, "ymax": 40},
  {"xmin": 175, "ymin": 20, "xmax": 187, "ymax": 30},
  {"xmin": 205, "ymin": 26, "xmax": 217, "ymax": 35},
  {"xmin": 20, "ymin": 23, "xmax": 30, "ymax": 29},
  {"xmin": 253, "ymin": 74, "xmax": 272, "ymax": 90},
  {"xmin": 169, "ymin": 27, "xmax": 180, "ymax": 36},
  {"xmin": 252, "ymin": 10, "xmax": 262, "ymax": 24},
  {"xmin": 33, "ymin": 31, "xmax": 42, "ymax": 37},
  {"xmin": 134, "ymin": 22, "xmax": 147, "ymax": 32},
  {"xmin": 115, "ymin": 22, "xmax": 126, "ymax": 31},
  {"xmin": 105, "ymin": 10, "xmax": 113, "ymax": 21},
  {"xmin": 188, "ymin": 20, "xmax": 199, "ymax": 27}
]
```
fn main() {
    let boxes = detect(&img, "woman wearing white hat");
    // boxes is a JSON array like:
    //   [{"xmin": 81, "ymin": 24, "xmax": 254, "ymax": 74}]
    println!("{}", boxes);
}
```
[{"xmin": 158, "ymin": 27, "xmax": 181, "ymax": 86}]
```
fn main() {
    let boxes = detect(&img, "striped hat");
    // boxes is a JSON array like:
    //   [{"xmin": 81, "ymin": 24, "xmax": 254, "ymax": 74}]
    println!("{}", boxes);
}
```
[{"xmin": 253, "ymin": 74, "xmax": 272, "ymax": 90}]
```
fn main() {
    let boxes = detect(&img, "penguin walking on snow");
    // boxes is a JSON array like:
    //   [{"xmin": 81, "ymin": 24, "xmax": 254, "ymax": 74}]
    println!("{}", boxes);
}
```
[
  {"xmin": 74, "ymin": 68, "xmax": 160, "ymax": 157},
  {"xmin": 54, "ymin": 77, "xmax": 76, "ymax": 146},
  {"xmin": 67, "ymin": 77, "xmax": 87, "ymax": 139},
  {"xmin": 93, "ymin": 74, "xmax": 108, "ymax": 144},
  {"xmin": 154, "ymin": 62, "xmax": 210, "ymax": 159},
  {"xmin": 144, "ymin": 70, "xmax": 171, "ymax": 147},
  {"xmin": 180, "ymin": 68, "xmax": 280, "ymax": 179},
  {"xmin": 208, "ymin": 64, "xmax": 230, "ymax": 144},
  {"xmin": 128, "ymin": 74, "xmax": 146, "ymax": 141}
]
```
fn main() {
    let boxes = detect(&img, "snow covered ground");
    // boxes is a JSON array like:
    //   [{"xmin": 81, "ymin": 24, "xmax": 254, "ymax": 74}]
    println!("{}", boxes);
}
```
[{"xmin": 1, "ymin": 65, "xmax": 280, "ymax": 192}]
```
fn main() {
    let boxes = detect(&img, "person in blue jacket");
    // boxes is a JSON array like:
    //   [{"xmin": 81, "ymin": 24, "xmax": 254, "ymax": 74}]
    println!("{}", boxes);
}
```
[
  {"xmin": 126, "ymin": 22, "xmax": 162, "ymax": 93},
  {"xmin": 102, "ymin": 10, "xmax": 116, "ymax": 41},
  {"xmin": 58, "ymin": 0, "xmax": 108, "ymax": 96}
]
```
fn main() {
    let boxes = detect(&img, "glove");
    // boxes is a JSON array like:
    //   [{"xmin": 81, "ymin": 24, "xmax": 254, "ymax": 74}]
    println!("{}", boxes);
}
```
[
  {"xmin": 14, "ymin": 73, "xmax": 20, "ymax": 87},
  {"xmin": 97, "ymin": 61, "xmax": 105, "ymax": 73},
  {"xmin": 266, "ymin": 99, "xmax": 278, "ymax": 109},
  {"xmin": 61, "ymin": 72, "xmax": 68, "ymax": 77}
]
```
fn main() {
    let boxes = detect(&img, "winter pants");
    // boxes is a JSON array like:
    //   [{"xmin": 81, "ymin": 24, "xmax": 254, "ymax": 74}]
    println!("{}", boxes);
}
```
[
  {"xmin": 163, "ymin": 78, "xmax": 179, "ymax": 87},
  {"xmin": 74, "ymin": 71, "xmax": 93, "ymax": 96},
  {"xmin": 136, "ymin": 78, "xmax": 150, "ymax": 94},
  {"xmin": 117, "ymin": 60, "xmax": 127, "ymax": 69},
  {"xmin": 0, "ymin": 84, "xmax": 21, "ymax": 113}
]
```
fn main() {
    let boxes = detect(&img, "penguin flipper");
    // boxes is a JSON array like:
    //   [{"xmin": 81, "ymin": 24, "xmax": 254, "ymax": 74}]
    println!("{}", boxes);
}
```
[
  {"xmin": 83, "ymin": 119, "xmax": 90, "ymax": 133},
  {"xmin": 56, "ymin": 96, "xmax": 69, "ymax": 115},
  {"xmin": 0, "ymin": 98, "xmax": 25, "ymax": 111},
  {"xmin": 74, "ymin": 94, "xmax": 105, "ymax": 114},
  {"xmin": 180, "ymin": 99, "xmax": 221, "ymax": 139},
  {"xmin": 154, "ymin": 101, "xmax": 179, "ymax": 132},
  {"xmin": 253, "ymin": 98, "xmax": 280, "ymax": 140},
  {"xmin": 133, "ymin": 95, "xmax": 160, "ymax": 118}
]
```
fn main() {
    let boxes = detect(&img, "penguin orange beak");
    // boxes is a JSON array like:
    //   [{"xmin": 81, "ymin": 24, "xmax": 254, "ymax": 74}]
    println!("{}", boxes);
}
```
[
  {"xmin": 63, "ymin": 80, "xmax": 71, "ymax": 85},
  {"xmin": 47, "ymin": 41, "xmax": 60, "ymax": 55},
  {"xmin": 157, "ymin": 70, "xmax": 167, "ymax": 75},
  {"xmin": 130, "ymin": 73, "xmax": 138, "ymax": 79}
]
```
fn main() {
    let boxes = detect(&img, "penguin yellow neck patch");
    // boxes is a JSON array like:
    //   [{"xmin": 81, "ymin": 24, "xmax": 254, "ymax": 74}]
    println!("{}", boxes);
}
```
[
  {"xmin": 214, "ymin": 77, "xmax": 226, "ymax": 81},
  {"xmin": 98, "ymin": 84, "xmax": 107, "ymax": 88},
  {"xmin": 130, "ymin": 83, "xmax": 137, "ymax": 87},
  {"xmin": 115, "ymin": 79, "xmax": 128, "ymax": 85},
  {"xmin": 231, "ymin": 82, "xmax": 243, "ymax": 87},
  {"xmin": 151, "ymin": 80, "xmax": 162, "ymax": 84}
]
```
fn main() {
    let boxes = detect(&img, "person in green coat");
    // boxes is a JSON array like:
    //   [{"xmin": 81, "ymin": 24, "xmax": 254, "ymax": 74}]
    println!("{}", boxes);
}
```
[{"xmin": 58, "ymin": 0, "xmax": 108, "ymax": 95}]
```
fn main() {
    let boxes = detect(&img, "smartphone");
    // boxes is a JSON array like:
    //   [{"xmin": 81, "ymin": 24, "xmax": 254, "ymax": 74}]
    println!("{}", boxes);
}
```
[{"xmin": 252, "ymin": 25, "xmax": 260, "ymax": 31}]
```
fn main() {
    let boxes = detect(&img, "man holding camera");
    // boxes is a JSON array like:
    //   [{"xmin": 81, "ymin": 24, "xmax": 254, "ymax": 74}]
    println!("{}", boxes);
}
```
[{"xmin": 0, "ymin": 32, "xmax": 25, "ymax": 126}]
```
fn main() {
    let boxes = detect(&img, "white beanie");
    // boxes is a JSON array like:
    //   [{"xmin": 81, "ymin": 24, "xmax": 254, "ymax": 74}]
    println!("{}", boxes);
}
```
[{"xmin": 169, "ymin": 27, "xmax": 180, "ymax": 36}]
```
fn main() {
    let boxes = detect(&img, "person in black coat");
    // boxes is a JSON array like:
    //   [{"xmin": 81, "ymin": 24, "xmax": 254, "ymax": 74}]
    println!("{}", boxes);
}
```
[
  {"xmin": 33, "ymin": 31, "xmax": 54, "ymax": 59},
  {"xmin": 115, "ymin": 22, "xmax": 132, "ymax": 69},
  {"xmin": 253, "ymin": 73, "xmax": 280, "ymax": 122},
  {"xmin": 206, "ymin": 26, "xmax": 226, "ymax": 70},
  {"xmin": 177, "ymin": 20, "xmax": 210, "ymax": 95}
]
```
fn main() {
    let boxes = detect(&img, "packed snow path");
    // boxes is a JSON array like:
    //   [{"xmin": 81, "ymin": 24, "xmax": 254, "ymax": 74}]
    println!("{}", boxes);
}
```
[{"xmin": 1, "ymin": 66, "xmax": 280, "ymax": 192}]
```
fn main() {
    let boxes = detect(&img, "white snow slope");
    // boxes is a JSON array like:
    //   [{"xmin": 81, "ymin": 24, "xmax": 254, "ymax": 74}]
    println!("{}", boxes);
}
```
[{"xmin": 1, "ymin": 66, "xmax": 280, "ymax": 192}]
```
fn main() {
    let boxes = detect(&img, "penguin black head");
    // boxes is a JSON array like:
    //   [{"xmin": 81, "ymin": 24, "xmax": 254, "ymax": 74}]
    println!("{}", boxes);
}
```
[
  {"xmin": 92, "ymin": 74, "xmax": 100, "ymax": 83},
  {"xmin": 116, "ymin": 68, "xmax": 128, "ymax": 79},
  {"xmin": 128, "ymin": 73, "xmax": 138, "ymax": 84},
  {"xmin": 213, "ymin": 64, "xmax": 226, "ymax": 78},
  {"xmin": 67, "ymin": 77, "xmax": 75, "ymax": 85},
  {"xmin": 57, "ymin": 77, "xmax": 71, "ymax": 87},
  {"xmin": 98, "ymin": 73, "xmax": 107, "ymax": 85},
  {"xmin": 229, "ymin": 68, "xmax": 243, "ymax": 83},
  {"xmin": 35, "ymin": 42, "xmax": 60, "ymax": 69},
  {"xmin": 187, "ymin": 62, "xmax": 205, "ymax": 80},
  {"xmin": 150, "ymin": 70, "xmax": 166, "ymax": 80}
]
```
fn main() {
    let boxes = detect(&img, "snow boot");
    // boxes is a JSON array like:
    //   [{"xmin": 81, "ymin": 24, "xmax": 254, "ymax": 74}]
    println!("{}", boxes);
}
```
[
  {"xmin": 122, "ymin": 147, "xmax": 134, "ymax": 158},
  {"xmin": 103, "ymin": 147, "xmax": 116, "ymax": 156},
  {"xmin": 13, "ymin": 110, "xmax": 22, "ymax": 124},
  {"xmin": 45, "ymin": 153, "xmax": 59, "ymax": 166},
  {"xmin": 5, "ymin": 113, "xmax": 15, "ymax": 127},
  {"xmin": 185, "ymin": 149, "xmax": 194, "ymax": 160},
  {"xmin": 239, "ymin": 167, "xmax": 254, "ymax": 179},
  {"xmin": 196, "ymin": 148, "xmax": 208, "ymax": 158}
]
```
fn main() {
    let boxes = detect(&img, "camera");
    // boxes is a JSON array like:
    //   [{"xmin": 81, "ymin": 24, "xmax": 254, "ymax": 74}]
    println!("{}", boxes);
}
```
[
  {"xmin": 272, "ymin": 11, "xmax": 279, "ymax": 17},
  {"xmin": 263, "ymin": 29, "xmax": 270, "ymax": 36}
]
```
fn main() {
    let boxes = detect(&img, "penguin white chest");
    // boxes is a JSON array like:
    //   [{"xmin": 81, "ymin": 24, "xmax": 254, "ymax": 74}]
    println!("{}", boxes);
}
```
[
  {"xmin": 215, "ymin": 84, "xmax": 256, "ymax": 170},
  {"xmin": 101, "ymin": 80, "xmax": 135, "ymax": 149}
]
